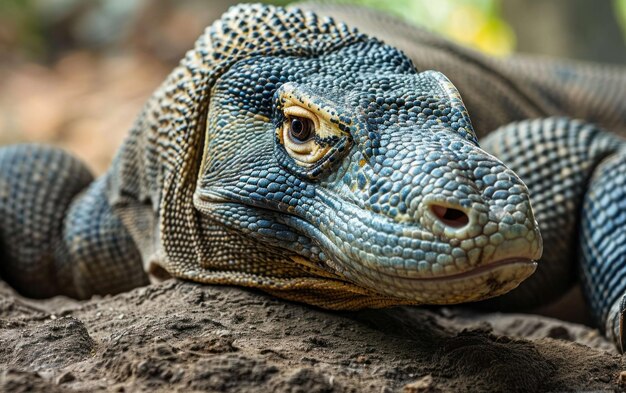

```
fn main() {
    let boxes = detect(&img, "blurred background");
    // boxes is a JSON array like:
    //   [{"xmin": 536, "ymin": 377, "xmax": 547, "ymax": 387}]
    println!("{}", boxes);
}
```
[{"xmin": 1, "ymin": 0, "xmax": 625, "ymax": 173}]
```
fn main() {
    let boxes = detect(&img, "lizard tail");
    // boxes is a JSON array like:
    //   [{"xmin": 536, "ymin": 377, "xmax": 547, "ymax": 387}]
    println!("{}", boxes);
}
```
[
  {"xmin": 579, "ymin": 149, "xmax": 626, "ymax": 352},
  {"xmin": 0, "ymin": 144, "xmax": 93, "ymax": 298}
]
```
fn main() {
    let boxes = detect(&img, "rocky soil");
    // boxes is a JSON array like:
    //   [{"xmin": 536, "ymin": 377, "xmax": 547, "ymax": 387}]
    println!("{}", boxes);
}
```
[{"xmin": 0, "ymin": 279, "xmax": 624, "ymax": 392}]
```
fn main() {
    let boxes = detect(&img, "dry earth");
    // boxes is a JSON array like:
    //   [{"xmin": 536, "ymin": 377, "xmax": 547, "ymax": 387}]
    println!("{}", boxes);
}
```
[{"xmin": 0, "ymin": 279, "xmax": 624, "ymax": 393}]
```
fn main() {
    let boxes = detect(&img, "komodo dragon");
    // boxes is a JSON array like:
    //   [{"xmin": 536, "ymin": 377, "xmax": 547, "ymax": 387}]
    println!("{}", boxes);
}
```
[{"xmin": 2, "ymin": 4, "xmax": 626, "ymax": 350}]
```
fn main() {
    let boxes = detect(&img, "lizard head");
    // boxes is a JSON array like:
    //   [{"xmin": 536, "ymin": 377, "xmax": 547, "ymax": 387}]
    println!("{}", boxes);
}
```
[{"xmin": 165, "ymin": 4, "xmax": 542, "ymax": 308}]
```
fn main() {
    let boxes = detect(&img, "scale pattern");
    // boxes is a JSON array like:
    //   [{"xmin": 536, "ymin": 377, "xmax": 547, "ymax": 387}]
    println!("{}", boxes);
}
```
[
  {"xmin": 299, "ymin": 3, "xmax": 626, "ymax": 137},
  {"xmin": 579, "ymin": 149, "xmax": 626, "ymax": 351},
  {"xmin": 1, "ymin": 4, "xmax": 626, "ymax": 349},
  {"xmin": 479, "ymin": 118, "xmax": 620, "ymax": 309},
  {"xmin": 0, "ymin": 145, "xmax": 92, "ymax": 297}
]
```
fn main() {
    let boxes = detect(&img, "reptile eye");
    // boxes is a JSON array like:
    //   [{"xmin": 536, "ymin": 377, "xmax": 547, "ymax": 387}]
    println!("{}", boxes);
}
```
[
  {"xmin": 289, "ymin": 117, "xmax": 314, "ymax": 142},
  {"xmin": 279, "ymin": 105, "xmax": 329, "ymax": 166}
]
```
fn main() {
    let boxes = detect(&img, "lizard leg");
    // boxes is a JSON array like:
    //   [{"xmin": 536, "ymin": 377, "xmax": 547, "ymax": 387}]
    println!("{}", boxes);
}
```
[
  {"xmin": 477, "ymin": 117, "xmax": 621, "ymax": 310},
  {"xmin": 0, "ymin": 145, "xmax": 147, "ymax": 299},
  {"xmin": 579, "ymin": 150, "xmax": 626, "ymax": 352}
]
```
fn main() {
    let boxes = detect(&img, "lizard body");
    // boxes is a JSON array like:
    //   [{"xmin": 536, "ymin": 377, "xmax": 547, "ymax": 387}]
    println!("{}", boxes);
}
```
[{"xmin": 1, "ymin": 4, "xmax": 626, "ymax": 350}]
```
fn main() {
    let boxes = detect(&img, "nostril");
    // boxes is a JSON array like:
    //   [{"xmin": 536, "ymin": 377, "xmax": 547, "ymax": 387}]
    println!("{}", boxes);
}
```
[{"xmin": 430, "ymin": 204, "xmax": 469, "ymax": 228}]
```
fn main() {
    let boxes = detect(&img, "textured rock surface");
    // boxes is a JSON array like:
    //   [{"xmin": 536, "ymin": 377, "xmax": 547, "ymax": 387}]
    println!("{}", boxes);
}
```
[{"xmin": 0, "ymin": 279, "xmax": 623, "ymax": 392}]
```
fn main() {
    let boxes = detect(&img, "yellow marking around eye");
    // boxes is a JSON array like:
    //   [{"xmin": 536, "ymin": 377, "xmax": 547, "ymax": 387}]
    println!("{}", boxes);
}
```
[
  {"xmin": 279, "ymin": 85, "xmax": 348, "ymax": 140},
  {"xmin": 284, "ymin": 106, "xmax": 320, "ymax": 130},
  {"xmin": 283, "ymin": 101, "xmax": 343, "ymax": 140},
  {"xmin": 281, "ymin": 124, "xmax": 330, "ymax": 165}
]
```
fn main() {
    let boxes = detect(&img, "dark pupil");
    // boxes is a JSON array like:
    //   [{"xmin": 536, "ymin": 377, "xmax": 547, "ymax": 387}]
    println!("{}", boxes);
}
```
[{"xmin": 290, "ymin": 118, "xmax": 312, "ymax": 142}]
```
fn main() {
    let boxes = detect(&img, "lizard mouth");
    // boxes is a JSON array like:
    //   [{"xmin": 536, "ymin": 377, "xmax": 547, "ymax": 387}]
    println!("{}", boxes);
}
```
[
  {"xmin": 327, "ymin": 255, "xmax": 537, "ymax": 304},
  {"xmin": 194, "ymin": 190, "xmax": 539, "ymax": 304},
  {"xmin": 375, "ymin": 258, "xmax": 537, "ymax": 281},
  {"xmin": 374, "ymin": 258, "xmax": 537, "ymax": 304}
]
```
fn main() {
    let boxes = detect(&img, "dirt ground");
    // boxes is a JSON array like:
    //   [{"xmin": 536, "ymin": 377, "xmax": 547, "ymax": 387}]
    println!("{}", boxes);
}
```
[{"xmin": 0, "ymin": 278, "xmax": 624, "ymax": 393}]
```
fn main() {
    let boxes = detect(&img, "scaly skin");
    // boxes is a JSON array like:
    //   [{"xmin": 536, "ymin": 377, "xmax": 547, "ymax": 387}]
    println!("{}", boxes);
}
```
[
  {"xmin": 1, "ymin": 4, "xmax": 625, "ymax": 349},
  {"xmin": 300, "ymin": 3, "xmax": 626, "ymax": 137},
  {"xmin": 0, "ymin": 4, "xmax": 541, "ymax": 308}
]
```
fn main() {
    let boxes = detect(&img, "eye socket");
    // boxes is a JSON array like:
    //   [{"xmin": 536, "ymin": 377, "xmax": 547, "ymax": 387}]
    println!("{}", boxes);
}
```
[
  {"xmin": 279, "ymin": 105, "xmax": 329, "ymax": 166},
  {"xmin": 288, "ymin": 117, "xmax": 314, "ymax": 143}
]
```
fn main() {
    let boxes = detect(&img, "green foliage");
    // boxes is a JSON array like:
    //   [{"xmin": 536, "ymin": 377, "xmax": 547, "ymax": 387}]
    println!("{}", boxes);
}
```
[{"xmin": 615, "ymin": 0, "xmax": 626, "ymax": 41}]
